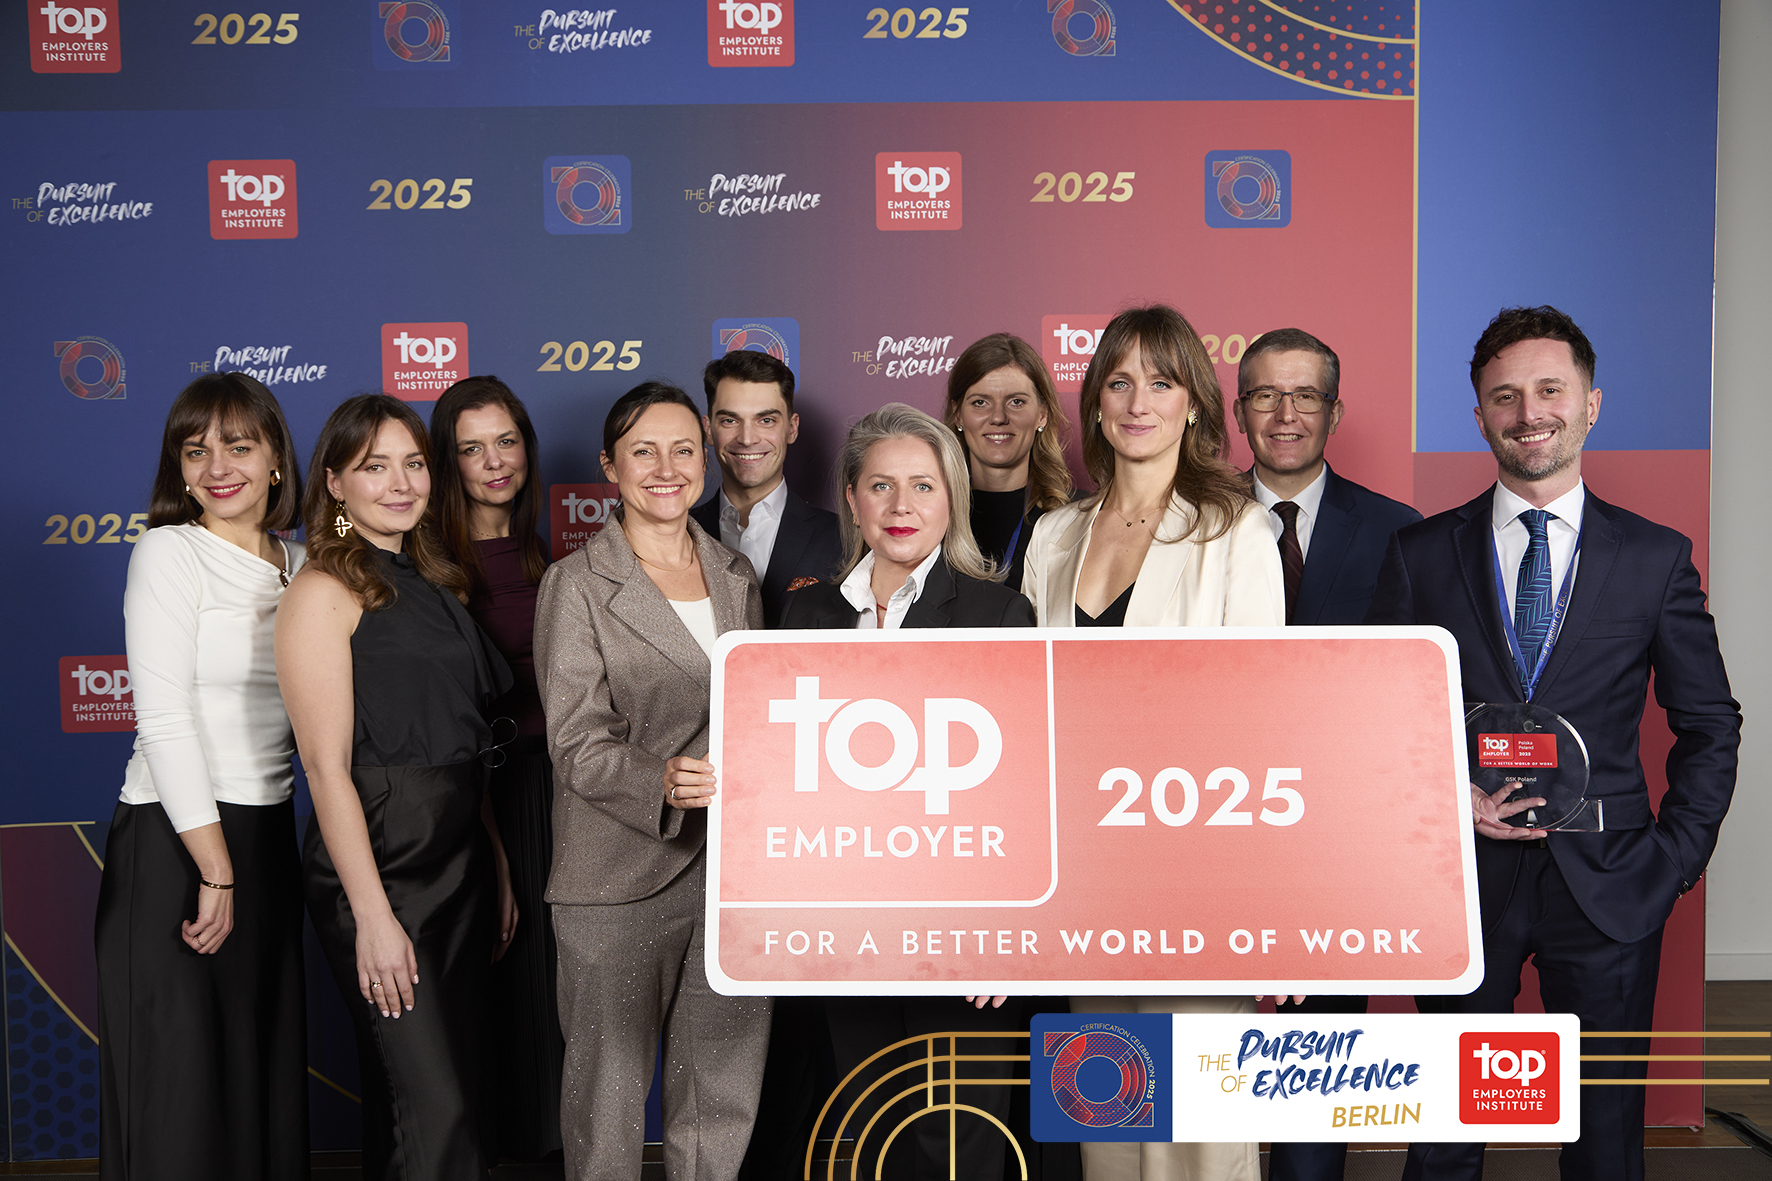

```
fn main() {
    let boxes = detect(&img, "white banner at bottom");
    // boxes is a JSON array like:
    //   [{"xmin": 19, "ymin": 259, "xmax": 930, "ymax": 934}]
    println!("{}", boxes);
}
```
[{"xmin": 1030, "ymin": 1012, "xmax": 1582, "ymax": 1143}]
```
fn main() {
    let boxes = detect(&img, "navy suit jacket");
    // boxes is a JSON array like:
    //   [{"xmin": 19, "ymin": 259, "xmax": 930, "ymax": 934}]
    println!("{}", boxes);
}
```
[
  {"xmin": 1365, "ymin": 486, "xmax": 1739, "ymax": 944},
  {"xmin": 692, "ymin": 485, "xmax": 843, "ymax": 630},
  {"xmin": 1290, "ymin": 464, "xmax": 1423, "ymax": 625}
]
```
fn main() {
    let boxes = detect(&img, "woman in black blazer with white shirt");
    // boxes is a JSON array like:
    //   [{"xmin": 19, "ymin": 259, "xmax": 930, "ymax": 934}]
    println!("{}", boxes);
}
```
[{"xmin": 778, "ymin": 402, "xmax": 1029, "ymax": 1180}]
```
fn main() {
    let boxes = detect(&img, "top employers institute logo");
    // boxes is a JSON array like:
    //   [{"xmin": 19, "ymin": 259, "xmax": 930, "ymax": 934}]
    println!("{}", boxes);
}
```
[
  {"xmin": 208, "ymin": 160, "xmax": 299, "ymax": 239},
  {"xmin": 707, "ymin": 0, "xmax": 793, "ymax": 67},
  {"xmin": 876, "ymin": 153, "xmax": 961, "ymax": 232},
  {"xmin": 32, "ymin": 1, "xmax": 119, "ymax": 72}
]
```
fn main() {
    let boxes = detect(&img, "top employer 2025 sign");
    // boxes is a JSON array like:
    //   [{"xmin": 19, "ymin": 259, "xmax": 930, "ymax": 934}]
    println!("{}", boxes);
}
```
[{"xmin": 707, "ymin": 629, "xmax": 1482, "ymax": 996}]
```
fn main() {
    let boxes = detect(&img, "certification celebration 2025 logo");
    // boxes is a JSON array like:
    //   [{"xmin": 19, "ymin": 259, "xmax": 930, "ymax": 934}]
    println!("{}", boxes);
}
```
[
  {"xmin": 1038, "ymin": 1016, "xmax": 1170, "ymax": 1140},
  {"xmin": 375, "ymin": 0, "xmax": 455, "ymax": 68},
  {"xmin": 54, "ymin": 336, "xmax": 126, "ymax": 400},
  {"xmin": 1205, "ymin": 151, "xmax": 1291, "ymax": 228},
  {"xmin": 713, "ymin": 318, "xmax": 798, "ymax": 369},
  {"xmin": 544, "ymin": 156, "xmax": 631, "ymax": 234}
]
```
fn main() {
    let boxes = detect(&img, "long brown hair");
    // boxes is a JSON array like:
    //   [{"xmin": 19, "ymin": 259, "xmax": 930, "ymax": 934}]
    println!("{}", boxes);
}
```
[
  {"xmin": 1077, "ymin": 305, "xmax": 1249, "ymax": 544},
  {"xmin": 943, "ymin": 333, "xmax": 1073, "ymax": 512},
  {"xmin": 301, "ymin": 394, "xmax": 468, "ymax": 610},
  {"xmin": 429, "ymin": 376, "xmax": 548, "ymax": 598},
  {"xmin": 148, "ymin": 372, "xmax": 301, "ymax": 531}
]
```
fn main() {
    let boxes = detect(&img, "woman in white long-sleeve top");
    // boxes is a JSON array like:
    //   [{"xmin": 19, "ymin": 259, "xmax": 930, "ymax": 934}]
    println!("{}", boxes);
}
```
[
  {"xmin": 1021, "ymin": 305, "xmax": 1284, "ymax": 1181},
  {"xmin": 94, "ymin": 373, "xmax": 309, "ymax": 1181}
]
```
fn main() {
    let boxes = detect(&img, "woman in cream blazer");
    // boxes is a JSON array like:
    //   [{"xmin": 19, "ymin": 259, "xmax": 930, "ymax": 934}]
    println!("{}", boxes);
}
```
[
  {"xmin": 535, "ymin": 382, "xmax": 769, "ymax": 1181},
  {"xmin": 1022, "ymin": 306, "xmax": 1283, "ymax": 1181}
]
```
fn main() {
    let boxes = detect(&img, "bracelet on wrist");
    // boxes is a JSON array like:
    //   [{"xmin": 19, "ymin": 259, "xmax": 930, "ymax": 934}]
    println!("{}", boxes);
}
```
[{"xmin": 200, "ymin": 878, "xmax": 235, "ymax": 891}]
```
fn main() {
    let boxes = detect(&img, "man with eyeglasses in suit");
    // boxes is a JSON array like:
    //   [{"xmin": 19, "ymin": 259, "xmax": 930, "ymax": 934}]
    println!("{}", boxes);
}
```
[{"xmin": 1233, "ymin": 327, "xmax": 1422, "ymax": 1181}]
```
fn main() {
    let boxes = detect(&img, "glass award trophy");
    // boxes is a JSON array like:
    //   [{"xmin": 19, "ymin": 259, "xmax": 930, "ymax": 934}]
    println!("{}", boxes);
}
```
[{"xmin": 1465, "ymin": 703, "xmax": 1601, "ymax": 832}]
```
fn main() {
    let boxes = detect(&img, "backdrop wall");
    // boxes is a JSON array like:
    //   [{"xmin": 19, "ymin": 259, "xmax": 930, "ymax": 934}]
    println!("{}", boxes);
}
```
[{"xmin": 1, "ymin": 0, "xmax": 1725, "ymax": 1159}]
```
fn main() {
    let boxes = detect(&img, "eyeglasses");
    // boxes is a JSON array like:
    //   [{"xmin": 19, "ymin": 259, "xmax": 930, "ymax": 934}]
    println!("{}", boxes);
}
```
[{"xmin": 1241, "ymin": 388, "xmax": 1337, "ymax": 414}]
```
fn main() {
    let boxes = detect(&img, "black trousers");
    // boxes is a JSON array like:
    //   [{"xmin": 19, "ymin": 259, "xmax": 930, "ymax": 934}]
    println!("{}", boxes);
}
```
[
  {"xmin": 1267, "ymin": 994, "xmax": 1369, "ymax": 1181},
  {"xmin": 824, "ymin": 997, "xmax": 1015, "ymax": 1181},
  {"xmin": 1403, "ymin": 845, "xmax": 1663, "ymax": 1181}
]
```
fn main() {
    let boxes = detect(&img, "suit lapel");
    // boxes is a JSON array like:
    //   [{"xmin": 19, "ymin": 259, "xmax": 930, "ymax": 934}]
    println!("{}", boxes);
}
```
[
  {"xmin": 1450, "ymin": 489, "xmax": 1520, "ymax": 699},
  {"xmin": 902, "ymin": 558, "xmax": 956, "ymax": 628},
  {"xmin": 1530, "ymin": 492, "xmax": 1621, "ymax": 702},
  {"xmin": 1041, "ymin": 502, "xmax": 1096, "ymax": 624},
  {"xmin": 696, "ymin": 520, "xmax": 756, "ymax": 639},
  {"xmin": 593, "ymin": 518, "xmax": 711, "ymax": 683},
  {"xmin": 762, "ymin": 493, "xmax": 815, "ymax": 601},
  {"xmin": 1294, "ymin": 468, "xmax": 1356, "ymax": 626}
]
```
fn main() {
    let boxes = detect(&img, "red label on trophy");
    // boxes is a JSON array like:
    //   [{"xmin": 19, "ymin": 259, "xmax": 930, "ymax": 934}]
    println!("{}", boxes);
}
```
[{"xmin": 1475, "ymin": 733, "xmax": 1558, "ymax": 768}]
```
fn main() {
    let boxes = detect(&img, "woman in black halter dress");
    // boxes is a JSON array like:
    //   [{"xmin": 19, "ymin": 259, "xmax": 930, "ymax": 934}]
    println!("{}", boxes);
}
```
[{"xmin": 278, "ymin": 395, "xmax": 514, "ymax": 1181}]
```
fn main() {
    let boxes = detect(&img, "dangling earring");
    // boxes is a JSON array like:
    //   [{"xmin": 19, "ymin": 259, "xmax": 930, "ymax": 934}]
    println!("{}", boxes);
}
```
[
  {"xmin": 1187, "ymin": 409, "xmax": 1198, "ymax": 426},
  {"xmin": 332, "ymin": 499, "xmax": 354, "ymax": 539},
  {"xmin": 270, "ymin": 469, "xmax": 281, "ymax": 486},
  {"xmin": 1095, "ymin": 411, "xmax": 1102, "ymax": 424}
]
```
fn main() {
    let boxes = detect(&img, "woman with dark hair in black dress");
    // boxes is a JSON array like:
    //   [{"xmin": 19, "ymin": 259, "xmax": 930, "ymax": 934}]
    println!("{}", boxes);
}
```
[
  {"xmin": 278, "ymin": 394, "xmax": 515, "ymax": 1181},
  {"xmin": 430, "ymin": 375, "xmax": 562, "ymax": 1160}
]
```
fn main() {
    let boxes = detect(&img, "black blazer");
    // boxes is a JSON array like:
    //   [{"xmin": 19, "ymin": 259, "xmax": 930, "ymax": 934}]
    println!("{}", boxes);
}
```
[
  {"xmin": 779, "ymin": 557, "xmax": 1035, "ymax": 630},
  {"xmin": 1365, "ymin": 487, "xmax": 1740, "ymax": 944},
  {"xmin": 1292, "ymin": 464, "xmax": 1422, "ymax": 625},
  {"xmin": 692, "ymin": 485, "xmax": 843, "ymax": 629}
]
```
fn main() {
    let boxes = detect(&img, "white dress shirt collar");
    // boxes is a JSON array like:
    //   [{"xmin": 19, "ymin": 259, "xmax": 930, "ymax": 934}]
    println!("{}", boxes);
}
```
[
  {"xmin": 717, "ymin": 478, "xmax": 788, "ymax": 581},
  {"xmin": 1252, "ymin": 463, "xmax": 1329, "ymax": 560},
  {"xmin": 837, "ymin": 544, "xmax": 944, "ymax": 630},
  {"xmin": 1490, "ymin": 480, "xmax": 1586, "ymax": 618}
]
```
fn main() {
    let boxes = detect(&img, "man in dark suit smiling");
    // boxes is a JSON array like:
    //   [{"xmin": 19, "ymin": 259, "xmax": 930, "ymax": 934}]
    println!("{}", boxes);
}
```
[
  {"xmin": 1368, "ymin": 306, "xmax": 1740, "ymax": 1181},
  {"xmin": 692, "ymin": 349, "xmax": 842, "ymax": 628},
  {"xmin": 1235, "ymin": 329, "xmax": 1421, "ymax": 1181},
  {"xmin": 1234, "ymin": 328, "xmax": 1422, "ymax": 627}
]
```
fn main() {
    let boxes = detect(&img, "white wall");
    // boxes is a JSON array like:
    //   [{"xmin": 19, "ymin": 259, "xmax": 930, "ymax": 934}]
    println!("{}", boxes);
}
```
[{"xmin": 1704, "ymin": 0, "xmax": 1771, "ymax": 979}]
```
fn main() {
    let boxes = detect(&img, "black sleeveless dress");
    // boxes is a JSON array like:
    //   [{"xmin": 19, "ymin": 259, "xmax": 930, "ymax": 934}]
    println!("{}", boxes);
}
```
[{"xmin": 303, "ymin": 549, "xmax": 510, "ymax": 1181}]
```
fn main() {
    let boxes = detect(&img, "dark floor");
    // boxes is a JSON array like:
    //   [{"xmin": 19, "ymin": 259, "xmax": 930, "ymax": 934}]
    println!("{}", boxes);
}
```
[{"xmin": 7, "ymin": 983, "xmax": 1769, "ymax": 1179}]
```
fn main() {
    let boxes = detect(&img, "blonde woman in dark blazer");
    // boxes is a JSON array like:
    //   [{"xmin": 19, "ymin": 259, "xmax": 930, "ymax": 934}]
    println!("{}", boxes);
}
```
[
  {"xmin": 1022, "ymin": 306, "xmax": 1284, "ymax": 1181},
  {"xmin": 534, "ymin": 382, "xmax": 769, "ymax": 1181}
]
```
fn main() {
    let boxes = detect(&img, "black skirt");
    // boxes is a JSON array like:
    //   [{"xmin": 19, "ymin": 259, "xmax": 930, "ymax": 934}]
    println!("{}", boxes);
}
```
[
  {"xmin": 95, "ymin": 798, "xmax": 309, "ymax": 1181},
  {"xmin": 303, "ymin": 761, "xmax": 495, "ymax": 1181},
  {"xmin": 485, "ymin": 737, "xmax": 563, "ymax": 1160}
]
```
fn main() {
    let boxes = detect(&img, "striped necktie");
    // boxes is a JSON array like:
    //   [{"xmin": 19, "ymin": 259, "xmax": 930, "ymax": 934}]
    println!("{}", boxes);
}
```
[
  {"xmin": 1273, "ymin": 501, "xmax": 1303, "ymax": 625},
  {"xmin": 1513, "ymin": 509, "xmax": 1555, "ymax": 670}
]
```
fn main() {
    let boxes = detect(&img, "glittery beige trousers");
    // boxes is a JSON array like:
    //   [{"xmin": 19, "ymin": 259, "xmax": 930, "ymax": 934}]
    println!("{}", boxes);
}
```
[
  {"xmin": 1071, "ymin": 995, "xmax": 1259, "ymax": 1181},
  {"xmin": 554, "ymin": 858, "xmax": 771, "ymax": 1181}
]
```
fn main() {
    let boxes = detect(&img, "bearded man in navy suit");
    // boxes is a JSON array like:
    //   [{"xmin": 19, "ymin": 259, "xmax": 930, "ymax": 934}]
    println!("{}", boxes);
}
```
[
  {"xmin": 1235, "ymin": 328, "xmax": 1422, "ymax": 1181},
  {"xmin": 1367, "ymin": 306, "xmax": 1739, "ymax": 1181}
]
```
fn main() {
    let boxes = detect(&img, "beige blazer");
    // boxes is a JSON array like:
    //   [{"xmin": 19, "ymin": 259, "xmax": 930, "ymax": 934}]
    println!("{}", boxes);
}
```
[
  {"xmin": 1023, "ymin": 494, "xmax": 1285, "ymax": 627},
  {"xmin": 534, "ymin": 512, "xmax": 763, "ymax": 906}
]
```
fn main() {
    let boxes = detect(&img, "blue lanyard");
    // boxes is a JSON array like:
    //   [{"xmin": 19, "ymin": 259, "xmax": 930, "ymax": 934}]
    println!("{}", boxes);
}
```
[
  {"xmin": 1003, "ymin": 513, "xmax": 1026, "ymax": 567},
  {"xmin": 1488, "ymin": 518, "xmax": 1582, "ymax": 700}
]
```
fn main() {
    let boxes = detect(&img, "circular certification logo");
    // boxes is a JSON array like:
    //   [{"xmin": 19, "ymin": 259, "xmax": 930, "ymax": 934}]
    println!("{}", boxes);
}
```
[
  {"xmin": 381, "ymin": 1, "xmax": 451, "ymax": 63},
  {"xmin": 54, "ymin": 336, "xmax": 126, "ymax": 400},
  {"xmin": 1214, "ymin": 156, "xmax": 1283, "ymax": 221},
  {"xmin": 553, "ymin": 161, "xmax": 623, "ymax": 227},
  {"xmin": 720, "ymin": 322, "xmax": 790, "ymax": 363},
  {"xmin": 1051, "ymin": 0, "xmax": 1116, "ymax": 57},
  {"xmin": 1050, "ymin": 1030, "xmax": 1153, "ymax": 1128}
]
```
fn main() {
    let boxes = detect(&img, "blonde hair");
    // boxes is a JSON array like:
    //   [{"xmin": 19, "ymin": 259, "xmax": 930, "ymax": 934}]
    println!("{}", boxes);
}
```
[{"xmin": 834, "ymin": 403, "xmax": 1000, "ymax": 582}]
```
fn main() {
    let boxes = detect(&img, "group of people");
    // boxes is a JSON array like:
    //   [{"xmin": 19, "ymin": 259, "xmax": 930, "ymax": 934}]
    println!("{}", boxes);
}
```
[{"xmin": 92, "ymin": 301, "xmax": 1738, "ymax": 1181}]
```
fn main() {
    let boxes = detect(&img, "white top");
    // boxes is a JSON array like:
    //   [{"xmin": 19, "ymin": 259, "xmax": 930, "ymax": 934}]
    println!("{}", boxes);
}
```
[
  {"xmin": 120, "ymin": 524, "xmax": 305, "ymax": 832},
  {"xmin": 837, "ymin": 545, "xmax": 943, "ymax": 630},
  {"xmin": 669, "ymin": 597, "xmax": 719, "ymax": 657},
  {"xmin": 717, "ymin": 479, "xmax": 788, "ymax": 582},
  {"xmin": 1491, "ymin": 481, "xmax": 1585, "ymax": 617},
  {"xmin": 1252, "ymin": 464, "xmax": 1329, "ymax": 560}
]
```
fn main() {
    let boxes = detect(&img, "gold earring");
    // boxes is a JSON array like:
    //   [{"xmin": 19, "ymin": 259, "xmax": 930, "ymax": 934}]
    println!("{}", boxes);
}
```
[
  {"xmin": 1096, "ymin": 411, "xmax": 1102, "ymax": 424},
  {"xmin": 270, "ymin": 469, "xmax": 281, "ymax": 486},
  {"xmin": 184, "ymin": 483, "xmax": 192, "ymax": 495},
  {"xmin": 1187, "ymin": 409, "xmax": 1198, "ymax": 426},
  {"xmin": 332, "ymin": 499, "xmax": 354, "ymax": 539}
]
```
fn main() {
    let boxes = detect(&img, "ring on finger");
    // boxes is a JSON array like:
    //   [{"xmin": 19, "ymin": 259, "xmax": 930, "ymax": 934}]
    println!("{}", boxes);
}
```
[{"xmin": 669, "ymin": 786, "xmax": 678, "ymax": 801}]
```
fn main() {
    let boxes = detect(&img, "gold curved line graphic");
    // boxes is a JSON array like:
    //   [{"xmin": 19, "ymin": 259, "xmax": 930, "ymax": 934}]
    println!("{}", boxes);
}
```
[
  {"xmin": 4, "ymin": 932, "xmax": 98, "ymax": 1044},
  {"xmin": 308, "ymin": 1066, "xmax": 361, "ymax": 1103},
  {"xmin": 1254, "ymin": 0, "xmax": 1414, "ymax": 45},
  {"xmin": 1166, "ymin": 0, "xmax": 1415, "ymax": 100},
  {"xmin": 875, "ymin": 1102, "xmax": 1029, "ymax": 1181},
  {"xmin": 72, "ymin": 824, "xmax": 104, "ymax": 870}
]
